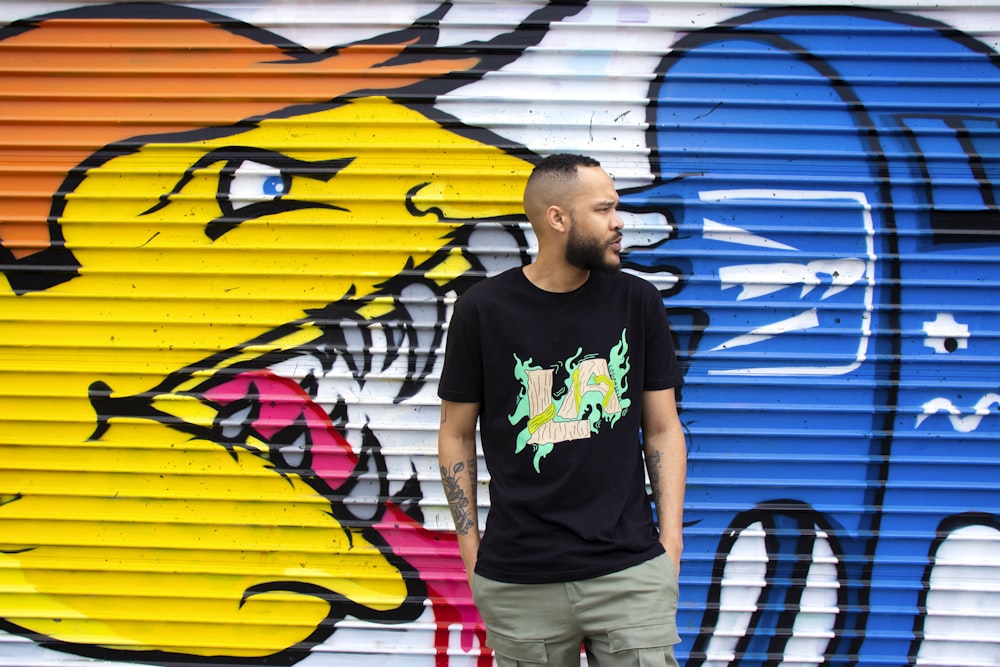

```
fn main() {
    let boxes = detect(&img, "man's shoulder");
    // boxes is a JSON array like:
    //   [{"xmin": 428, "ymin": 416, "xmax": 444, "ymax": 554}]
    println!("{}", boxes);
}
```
[
  {"xmin": 459, "ymin": 266, "xmax": 523, "ymax": 302},
  {"xmin": 613, "ymin": 270, "xmax": 653, "ymax": 288},
  {"xmin": 598, "ymin": 269, "xmax": 660, "ymax": 298}
]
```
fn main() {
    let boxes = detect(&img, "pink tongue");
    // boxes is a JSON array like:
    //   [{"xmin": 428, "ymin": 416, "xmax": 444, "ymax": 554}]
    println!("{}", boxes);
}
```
[
  {"xmin": 203, "ymin": 370, "xmax": 358, "ymax": 489},
  {"xmin": 203, "ymin": 369, "xmax": 490, "ymax": 666}
]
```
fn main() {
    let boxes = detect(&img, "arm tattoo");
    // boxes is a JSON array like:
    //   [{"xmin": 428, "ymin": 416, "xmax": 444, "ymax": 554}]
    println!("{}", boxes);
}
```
[
  {"xmin": 441, "ymin": 458, "xmax": 476, "ymax": 536},
  {"xmin": 647, "ymin": 449, "xmax": 664, "ymax": 517}
]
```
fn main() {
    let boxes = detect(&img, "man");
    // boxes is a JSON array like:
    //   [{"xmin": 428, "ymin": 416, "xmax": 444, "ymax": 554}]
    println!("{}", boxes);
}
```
[{"xmin": 437, "ymin": 153, "xmax": 687, "ymax": 667}]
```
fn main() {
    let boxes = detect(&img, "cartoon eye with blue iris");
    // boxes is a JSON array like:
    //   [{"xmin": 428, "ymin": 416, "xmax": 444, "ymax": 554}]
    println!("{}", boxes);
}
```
[
  {"xmin": 144, "ymin": 146, "xmax": 354, "ymax": 240},
  {"xmin": 225, "ymin": 160, "xmax": 289, "ymax": 210}
]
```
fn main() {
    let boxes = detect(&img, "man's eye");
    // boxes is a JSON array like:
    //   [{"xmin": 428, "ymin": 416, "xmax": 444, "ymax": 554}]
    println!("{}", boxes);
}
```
[{"xmin": 225, "ymin": 160, "xmax": 290, "ymax": 210}]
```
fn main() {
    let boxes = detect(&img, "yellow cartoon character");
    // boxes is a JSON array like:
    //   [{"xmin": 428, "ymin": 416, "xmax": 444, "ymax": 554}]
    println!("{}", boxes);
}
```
[{"xmin": 0, "ymin": 4, "xmax": 545, "ymax": 662}]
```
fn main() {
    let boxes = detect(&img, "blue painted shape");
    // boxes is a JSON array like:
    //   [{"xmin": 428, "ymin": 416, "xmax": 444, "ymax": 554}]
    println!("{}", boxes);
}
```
[{"xmin": 623, "ymin": 8, "xmax": 1000, "ymax": 666}]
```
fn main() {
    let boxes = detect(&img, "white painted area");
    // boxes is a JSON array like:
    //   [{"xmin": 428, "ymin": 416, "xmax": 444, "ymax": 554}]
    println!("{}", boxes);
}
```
[
  {"xmin": 922, "ymin": 313, "xmax": 971, "ymax": 354},
  {"xmin": 780, "ymin": 530, "xmax": 838, "ymax": 667},
  {"xmin": 917, "ymin": 394, "xmax": 1000, "ymax": 433},
  {"xmin": 702, "ymin": 521, "xmax": 768, "ymax": 666},
  {"xmin": 917, "ymin": 524, "xmax": 1000, "ymax": 667},
  {"xmin": 698, "ymin": 190, "xmax": 876, "ymax": 377}
]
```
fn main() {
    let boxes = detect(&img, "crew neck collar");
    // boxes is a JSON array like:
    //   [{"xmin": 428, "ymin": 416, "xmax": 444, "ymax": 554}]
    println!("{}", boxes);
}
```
[{"xmin": 518, "ymin": 266, "xmax": 597, "ymax": 298}]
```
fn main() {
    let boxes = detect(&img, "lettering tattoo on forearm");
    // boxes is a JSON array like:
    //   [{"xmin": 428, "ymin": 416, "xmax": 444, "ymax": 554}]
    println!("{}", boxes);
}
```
[
  {"xmin": 647, "ymin": 449, "xmax": 664, "ymax": 519},
  {"xmin": 441, "ymin": 458, "xmax": 476, "ymax": 536}
]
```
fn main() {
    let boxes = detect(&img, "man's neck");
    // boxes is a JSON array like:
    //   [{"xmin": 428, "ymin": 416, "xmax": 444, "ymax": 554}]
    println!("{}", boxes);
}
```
[{"xmin": 522, "ymin": 261, "xmax": 590, "ymax": 293}]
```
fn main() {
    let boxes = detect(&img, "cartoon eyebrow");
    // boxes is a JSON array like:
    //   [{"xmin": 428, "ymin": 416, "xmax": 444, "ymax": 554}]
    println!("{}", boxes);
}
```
[{"xmin": 141, "ymin": 146, "xmax": 355, "ymax": 240}]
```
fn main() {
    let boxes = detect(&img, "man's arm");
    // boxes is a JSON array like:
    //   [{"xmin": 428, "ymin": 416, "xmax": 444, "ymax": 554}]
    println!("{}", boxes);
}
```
[
  {"xmin": 438, "ymin": 399, "xmax": 482, "ymax": 585},
  {"xmin": 642, "ymin": 387, "xmax": 686, "ymax": 574}
]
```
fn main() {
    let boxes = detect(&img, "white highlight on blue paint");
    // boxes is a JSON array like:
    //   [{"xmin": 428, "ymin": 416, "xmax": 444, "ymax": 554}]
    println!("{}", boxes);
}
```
[
  {"xmin": 718, "ymin": 259, "xmax": 867, "ymax": 301},
  {"xmin": 922, "ymin": 313, "xmax": 970, "ymax": 354},
  {"xmin": 697, "ymin": 189, "xmax": 876, "ymax": 377},
  {"xmin": 917, "ymin": 394, "xmax": 1000, "ymax": 433},
  {"xmin": 704, "ymin": 218, "xmax": 798, "ymax": 251},
  {"xmin": 711, "ymin": 309, "xmax": 820, "ymax": 351}
]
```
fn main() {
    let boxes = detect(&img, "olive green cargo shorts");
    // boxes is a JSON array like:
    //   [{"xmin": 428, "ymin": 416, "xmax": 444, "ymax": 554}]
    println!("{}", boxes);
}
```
[{"xmin": 472, "ymin": 552, "xmax": 680, "ymax": 667}]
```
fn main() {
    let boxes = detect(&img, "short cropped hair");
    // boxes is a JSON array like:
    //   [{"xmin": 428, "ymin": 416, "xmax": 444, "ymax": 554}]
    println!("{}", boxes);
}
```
[
  {"xmin": 523, "ymin": 155, "xmax": 601, "ymax": 220},
  {"xmin": 522, "ymin": 153, "xmax": 601, "ymax": 222},
  {"xmin": 528, "ymin": 153, "xmax": 601, "ymax": 183}
]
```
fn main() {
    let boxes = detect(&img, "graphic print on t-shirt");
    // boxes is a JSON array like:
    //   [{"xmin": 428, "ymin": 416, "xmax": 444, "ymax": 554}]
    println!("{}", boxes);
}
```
[{"xmin": 508, "ymin": 328, "xmax": 632, "ymax": 472}]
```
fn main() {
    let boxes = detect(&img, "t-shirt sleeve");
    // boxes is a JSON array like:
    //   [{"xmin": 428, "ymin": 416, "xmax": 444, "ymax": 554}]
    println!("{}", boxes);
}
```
[
  {"xmin": 437, "ymin": 294, "xmax": 484, "ymax": 403},
  {"xmin": 642, "ymin": 282, "xmax": 684, "ymax": 391}
]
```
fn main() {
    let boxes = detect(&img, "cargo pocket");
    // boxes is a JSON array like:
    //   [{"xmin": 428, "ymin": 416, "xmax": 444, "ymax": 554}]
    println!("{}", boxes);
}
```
[
  {"xmin": 608, "ymin": 622, "xmax": 680, "ymax": 667},
  {"xmin": 486, "ymin": 629, "xmax": 547, "ymax": 666}
]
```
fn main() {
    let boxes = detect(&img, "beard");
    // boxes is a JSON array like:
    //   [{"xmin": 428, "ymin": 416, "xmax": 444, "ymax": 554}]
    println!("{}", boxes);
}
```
[{"xmin": 565, "ymin": 218, "xmax": 621, "ymax": 273}]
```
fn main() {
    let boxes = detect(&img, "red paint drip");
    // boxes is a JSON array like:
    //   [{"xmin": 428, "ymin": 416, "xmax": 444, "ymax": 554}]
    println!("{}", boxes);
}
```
[
  {"xmin": 379, "ymin": 503, "xmax": 492, "ymax": 667},
  {"xmin": 203, "ymin": 370, "xmax": 491, "ymax": 666}
]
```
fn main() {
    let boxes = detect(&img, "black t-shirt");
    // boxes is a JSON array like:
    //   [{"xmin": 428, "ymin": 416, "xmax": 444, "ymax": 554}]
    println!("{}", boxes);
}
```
[{"xmin": 438, "ymin": 267, "xmax": 682, "ymax": 584}]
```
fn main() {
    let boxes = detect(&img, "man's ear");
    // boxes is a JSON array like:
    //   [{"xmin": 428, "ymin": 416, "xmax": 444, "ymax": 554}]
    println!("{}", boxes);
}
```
[{"xmin": 545, "ymin": 205, "xmax": 569, "ymax": 233}]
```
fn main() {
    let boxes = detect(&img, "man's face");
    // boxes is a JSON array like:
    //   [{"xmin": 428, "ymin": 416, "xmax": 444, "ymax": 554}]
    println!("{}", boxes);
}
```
[{"xmin": 563, "ymin": 166, "xmax": 624, "ymax": 273}]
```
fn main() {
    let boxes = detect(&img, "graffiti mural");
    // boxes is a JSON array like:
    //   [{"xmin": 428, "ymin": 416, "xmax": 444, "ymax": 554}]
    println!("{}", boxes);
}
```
[
  {"xmin": 619, "ymin": 8, "xmax": 1000, "ymax": 665},
  {"xmin": 0, "ymin": 3, "xmax": 568, "ymax": 665},
  {"xmin": 0, "ymin": 2, "xmax": 998, "ymax": 666}
]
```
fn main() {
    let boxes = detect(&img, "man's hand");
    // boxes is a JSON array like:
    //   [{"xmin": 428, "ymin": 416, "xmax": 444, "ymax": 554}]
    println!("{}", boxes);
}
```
[{"xmin": 660, "ymin": 534, "xmax": 684, "ymax": 578}]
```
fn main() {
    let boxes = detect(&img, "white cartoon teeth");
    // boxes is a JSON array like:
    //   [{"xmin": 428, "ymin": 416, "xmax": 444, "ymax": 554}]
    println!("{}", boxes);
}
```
[
  {"xmin": 700, "ymin": 518, "xmax": 838, "ymax": 666},
  {"xmin": 917, "ymin": 523, "xmax": 1000, "ymax": 665},
  {"xmin": 702, "ymin": 521, "xmax": 768, "ymax": 665}
]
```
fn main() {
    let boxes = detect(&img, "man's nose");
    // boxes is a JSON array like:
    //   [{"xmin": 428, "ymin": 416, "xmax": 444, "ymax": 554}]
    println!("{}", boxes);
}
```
[{"xmin": 612, "ymin": 210, "xmax": 625, "ymax": 231}]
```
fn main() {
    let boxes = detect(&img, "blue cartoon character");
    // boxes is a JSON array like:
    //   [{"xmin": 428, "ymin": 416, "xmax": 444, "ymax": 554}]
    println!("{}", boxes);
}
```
[{"xmin": 619, "ymin": 8, "xmax": 1000, "ymax": 665}]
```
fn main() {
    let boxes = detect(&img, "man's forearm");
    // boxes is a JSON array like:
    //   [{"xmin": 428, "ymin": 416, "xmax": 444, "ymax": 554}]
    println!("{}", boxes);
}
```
[
  {"xmin": 645, "ymin": 432, "xmax": 686, "ymax": 544},
  {"xmin": 440, "ymin": 455, "xmax": 477, "ymax": 535},
  {"xmin": 439, "ymin": 452, "xmax": 480, "ymax": 572},
  {"xmin": 438, "ymin": 400, "xmax": 482, "ymax": 582},
  {"xmin": 441, "ymin": 455, "xmax": 479, "ymax": 562},
  {"xmin": 645, "ymin": 431, "xmax": 685, "ymax": 573}
]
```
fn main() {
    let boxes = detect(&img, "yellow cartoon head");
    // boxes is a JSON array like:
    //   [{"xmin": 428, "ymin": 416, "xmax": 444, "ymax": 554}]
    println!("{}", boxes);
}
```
[{"xmin": 0, "ymin": 6, "xmax": 534, "ymax": 662}]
